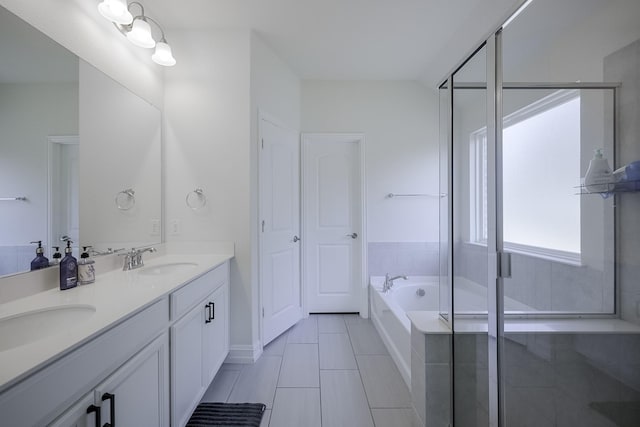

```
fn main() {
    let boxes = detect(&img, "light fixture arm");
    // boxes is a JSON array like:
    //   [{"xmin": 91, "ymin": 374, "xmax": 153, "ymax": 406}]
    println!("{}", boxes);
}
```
[{"xmin": 144, "ymin": 16, "xmax": 168, "ymax": 43}]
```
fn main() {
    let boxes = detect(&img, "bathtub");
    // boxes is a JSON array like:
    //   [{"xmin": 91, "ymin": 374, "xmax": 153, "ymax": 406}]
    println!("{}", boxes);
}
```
[
  {"xmin": 369, "ymin": 276, "xmax": 439, "ymax": 387},
  {"xmin": 370, "ymin": 276, "xmax": 537, "ymax": 387}
]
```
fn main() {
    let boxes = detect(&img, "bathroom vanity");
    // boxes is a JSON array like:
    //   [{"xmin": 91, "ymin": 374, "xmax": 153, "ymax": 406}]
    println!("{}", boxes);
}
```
[{"xmin": 0, "ymin": 250, "xmax": 233, "ymax": 426}]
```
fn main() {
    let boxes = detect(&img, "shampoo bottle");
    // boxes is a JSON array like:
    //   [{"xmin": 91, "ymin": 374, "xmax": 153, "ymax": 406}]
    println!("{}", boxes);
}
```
[
  {"xmin": 78, "ymin": 246, "xmax": 96, "ymax": 285},
  {"xmin": 584, "ymin": 148, "xmax": 612, "ymax": 193},
  {"xmin": 60, "ymin": 240, "xmax": 78, "ymax": 290},
  {"xmin": 30, "ymin": 241, "xmax": 49, "ymax": 270}
]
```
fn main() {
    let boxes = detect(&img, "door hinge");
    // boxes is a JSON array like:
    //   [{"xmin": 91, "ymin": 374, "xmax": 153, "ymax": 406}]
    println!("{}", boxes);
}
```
[
  {"xmin": 261, "ymin": 220, "xmax": 265, "ymax": 232},
  {"xmin": 262, "ymin": 307, "xmax": 264, "ymax": 317},
  {"xmin": 261, "ymin": 138, "xmax": 264, "ymax": 149},
  {"xmin": 497, "ymin": 251, "xmax": 512, "ymax": 279}
]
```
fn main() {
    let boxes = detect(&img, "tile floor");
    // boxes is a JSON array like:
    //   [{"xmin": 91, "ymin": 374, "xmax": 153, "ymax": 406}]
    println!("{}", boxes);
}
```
[{"xmin": 200, "ymin": 314, "xmax": 413, "ymax": 427}]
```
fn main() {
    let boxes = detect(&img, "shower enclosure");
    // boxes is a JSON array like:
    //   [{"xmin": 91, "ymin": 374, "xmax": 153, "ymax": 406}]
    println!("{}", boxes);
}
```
[{"xmin": 438, "ymin": 1, "xmax": 640, "ymax": 425}]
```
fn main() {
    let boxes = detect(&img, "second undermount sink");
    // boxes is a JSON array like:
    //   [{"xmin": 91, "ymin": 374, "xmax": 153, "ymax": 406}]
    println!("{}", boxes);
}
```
[
  {"xmin": 0, "ymin": 304, "xmax": 96, "ymax": 352},
  {"xmin": 138, "ymin": 262, "xmax": 199, "ymax": 276}
]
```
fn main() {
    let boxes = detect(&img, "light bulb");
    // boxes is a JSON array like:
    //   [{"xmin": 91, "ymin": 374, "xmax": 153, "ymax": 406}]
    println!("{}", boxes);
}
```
[
  {"xmin": 152, "ymin": 41, "xmax": 176, "ymax": 66},
  {"xmin": 97, "ymin": 0, "xmax": 133, "ymax": 25},
  {"xmin": 126, "ymin": 18, "xmax": 156, "ymax": 48}
]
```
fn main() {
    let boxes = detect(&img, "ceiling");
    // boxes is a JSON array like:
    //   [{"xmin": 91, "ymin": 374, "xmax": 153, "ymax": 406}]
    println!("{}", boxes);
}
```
[{"xmin": 150, "ymin": 0, "xmax": 524, "ymax": 86}]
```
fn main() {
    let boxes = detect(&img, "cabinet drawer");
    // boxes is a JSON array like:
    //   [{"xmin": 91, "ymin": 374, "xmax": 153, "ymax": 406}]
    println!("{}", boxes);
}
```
[
  {"xmin": 0, "ymin": 298, "xmax": 168, "ymax": 427},
  {"xmin": 170, "ymin": 262, "xmax": 228, "ymax": 321}
]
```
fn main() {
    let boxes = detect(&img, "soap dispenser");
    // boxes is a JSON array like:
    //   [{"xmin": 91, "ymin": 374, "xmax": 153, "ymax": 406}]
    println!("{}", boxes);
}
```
[
  {"xmin": 60, "ymin": 240, "xmax": 78, "ymax": 290},
  {"xmin": 78, "ymin": 246, "xmax": 96, "ymax": 285},
  {"xmin": 584, "ymin": 148, "xmax": 612, "ymax": 193},
  {"xmin": 50, "ymin": 246, "xmax": 62, "ymax": 266},
  {"xmin": 30, "ymin": 241, "xmax": 49, "ymax": 270}
]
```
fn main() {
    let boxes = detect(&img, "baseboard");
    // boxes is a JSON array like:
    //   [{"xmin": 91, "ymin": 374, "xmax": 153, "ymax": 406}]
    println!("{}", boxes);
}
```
[{"xmin": 225, "ymin": 341, "xmax": 262, "ymax": 364}]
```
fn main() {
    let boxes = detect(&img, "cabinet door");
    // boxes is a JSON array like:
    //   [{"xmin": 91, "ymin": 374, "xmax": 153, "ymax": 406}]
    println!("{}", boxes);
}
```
[
  {"xmin": 97, "ymin": 333, "xmax": 169, "ymax": 427},
  {"xmin": 171, "ymin": 301, "xmax": 209, "ymax": 427},
  {"xmin": 203, "ymin": 283, "xmax": 229, "ymax": 385},
  {"xmin": 48, "ymin": 392, "xmax": 99, "ymax": 427}
]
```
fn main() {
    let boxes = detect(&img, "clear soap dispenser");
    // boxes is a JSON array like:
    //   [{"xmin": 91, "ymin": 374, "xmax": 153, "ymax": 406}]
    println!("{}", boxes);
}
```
[
  {"xmin": 78, "ymin": 246, "xmax": 96, "ymax": 285},
  {"xmin": 50, "ymin": 246, "xmax": 62, "ymax": 266},
  {"xmin": 30, "ymin": 241, "xmax": 49, "ymax": 270},
  {"xmin": 584, "ymin": 148, "xmax": 612, "ymax": 193}
]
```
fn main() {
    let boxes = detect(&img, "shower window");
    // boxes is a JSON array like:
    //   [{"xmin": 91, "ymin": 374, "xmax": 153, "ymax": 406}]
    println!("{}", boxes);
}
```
[{"xmin": 470, "ymin": 89, "xmax": 582, "ymax": 264}]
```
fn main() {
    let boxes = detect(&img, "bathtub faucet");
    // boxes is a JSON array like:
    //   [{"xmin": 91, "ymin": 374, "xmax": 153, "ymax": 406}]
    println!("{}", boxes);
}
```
[{"xmin": 382, "ymin": 274, "xmax": 408, "ymax": 292}]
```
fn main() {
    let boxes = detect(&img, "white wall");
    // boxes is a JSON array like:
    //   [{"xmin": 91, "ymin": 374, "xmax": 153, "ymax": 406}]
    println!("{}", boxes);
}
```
[
  {"xmin": 164, "ymin": 28, "xmax": 254, "ymax": 352},
  {"xmin": 249, "ymin": 32, "xmax": 300, "ymax": 349},
  {"xmin": 79, "ymin": 61, "xmax": 162, "ymax": 251},
  {"xmin": 0, "ymin": 0, "xmax": 163, "ymax": 107},
  {"xmin": 0, "ymin": 83, "xmax": 78, "ymax": 245},
  {"xmin": 301, "ymin": 81, "xmax": 439, "ymax": 243}
]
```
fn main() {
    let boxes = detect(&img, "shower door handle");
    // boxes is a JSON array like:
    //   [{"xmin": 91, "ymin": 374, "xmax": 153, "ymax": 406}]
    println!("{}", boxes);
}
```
[{"xmin": 347, "ymin": 233, "xmax": 358, "ymax": 239}]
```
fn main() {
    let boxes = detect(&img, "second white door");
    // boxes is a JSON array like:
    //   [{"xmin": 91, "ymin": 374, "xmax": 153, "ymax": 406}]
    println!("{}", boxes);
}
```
[{"xmin": 303, "ymin": 134, "xmax": 363, "ymax": 313}]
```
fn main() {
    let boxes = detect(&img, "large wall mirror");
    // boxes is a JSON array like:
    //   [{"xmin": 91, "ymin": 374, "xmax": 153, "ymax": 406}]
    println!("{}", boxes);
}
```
[{"xmin": 0, "ymin": 5, "xmax": 161, "ymax": 278}]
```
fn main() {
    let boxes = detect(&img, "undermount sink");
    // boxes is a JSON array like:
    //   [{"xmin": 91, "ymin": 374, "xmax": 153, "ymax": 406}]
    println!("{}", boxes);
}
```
[
  {"xmin": 138, "ymin": 262, "xmax": 198, "ymax": 276},
  {"xmin": 0, "ymin": 304, "xmax": 96, "ymax": 352}
]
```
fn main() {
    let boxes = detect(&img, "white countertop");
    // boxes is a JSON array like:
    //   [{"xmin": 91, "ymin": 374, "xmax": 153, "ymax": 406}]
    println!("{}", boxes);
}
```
[
  {"xmin": 0, "ymin": 250, "xmax": 233, "ymax": 393},
  {"xmin": 407, "ymin": 311, "xmax": 640, "ymax": 335}
]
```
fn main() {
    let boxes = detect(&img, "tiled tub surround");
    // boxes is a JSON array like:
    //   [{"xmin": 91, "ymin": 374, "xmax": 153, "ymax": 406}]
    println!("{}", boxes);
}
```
[
  {"xmin": 409, "ymin": 313, "xmax": 640, "ymax": 427},
  {"xmin": 368, "ymin": 242, "xmax": 439, "ymax": 278},
  {"xmin": 456, "ymin": 243, "xmax": 614, "ymax": 313},
  {"xmin": 454, "ymin": 331, "xmax": 640, "ymax": 427}
]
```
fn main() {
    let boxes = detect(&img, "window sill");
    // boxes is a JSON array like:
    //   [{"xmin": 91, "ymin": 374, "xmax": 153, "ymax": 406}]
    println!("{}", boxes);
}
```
[{"xmin": 463, "ymin": 241, "xmax": 583, "ymax": 267}]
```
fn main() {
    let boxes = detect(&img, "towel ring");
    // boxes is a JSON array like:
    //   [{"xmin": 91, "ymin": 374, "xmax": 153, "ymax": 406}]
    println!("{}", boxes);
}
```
[
  {"xmin": 115, "ymin": 188, "xmax": 135, "ymax": 210},
  {"xmin": 186, "ymin": 188, "xmax": 206, "ymax": 210}
]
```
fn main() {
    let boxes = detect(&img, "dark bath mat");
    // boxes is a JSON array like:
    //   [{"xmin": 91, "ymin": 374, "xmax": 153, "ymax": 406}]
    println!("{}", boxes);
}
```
[
  {"xmin": 589, "ymin": 401, "xmax": 640, "ymax": 427},
  {"xmin": 186, "ymin": 402, "xmax": 266, "ymax": 427}
]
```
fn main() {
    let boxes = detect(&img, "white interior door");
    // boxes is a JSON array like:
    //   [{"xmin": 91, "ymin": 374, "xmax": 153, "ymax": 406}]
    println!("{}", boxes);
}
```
[
  {"xmin": 303, "ymin": 134, "xmax": 363, "ymax": 313},
  {"xmin": 259, "ymin": 115, "xmax": 302, "ymax": 346}
]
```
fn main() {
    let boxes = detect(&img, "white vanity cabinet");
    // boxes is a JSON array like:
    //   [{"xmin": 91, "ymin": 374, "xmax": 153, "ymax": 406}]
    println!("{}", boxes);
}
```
[
  {"xmin": 0, "ymin": 298, "xmax": 169, "ymax": 426},
  {"xmin": 50, "ymin": 332, "xmax": 169, "ymax": 427},
  {"xmin": 170, "ymin": 262, "xmax": 230, "ymax": 427}
]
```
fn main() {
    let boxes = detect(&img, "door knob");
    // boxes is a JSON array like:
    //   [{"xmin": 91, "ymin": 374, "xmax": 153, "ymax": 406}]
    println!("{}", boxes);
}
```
[
  {"xmin": 347, "ymin": 233, "xmax": 358, "ymax": 239},
  {"xmin": 293, "ymin": 235, "xmax": 300, "ymax": 242}
]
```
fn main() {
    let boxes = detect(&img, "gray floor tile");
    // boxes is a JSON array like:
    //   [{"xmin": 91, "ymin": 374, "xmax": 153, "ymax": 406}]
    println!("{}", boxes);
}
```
[
  {"xmin": 357, "ymin": 355, "xmax": 411, "ymax": 408},
  {"xmin": 347, "ymin": 320, "xmax": 389, "ymax": 355},
  {"xmin": 201, "ymin": 369, "xmax": 239, "ymax": 403},
  {"xmin": 320, "ymin": 370, "xmax": 375, "ymax": 427},
  {"xmin": 219, "ymin": 363, "xmax": 245, "ymax": 371},
  {"xmin": 227, "ymin": 355, "xmax": 282, "ymax": 409},
  {"xmin": 318, "ymin": 314, "xmax": 348, "ymax": 333},
  {"xmin": 287, "ymin": 316, "xmax": 319, "ymax": 343},
  {"xmin": 344, "ymin": 314, "xmax": 369, "ymax": 325},
  {"xmin": 371, "ymin": 408, "xmax": 414, "ymax": 427},
  {"xmin": 269, "ymin": 388, "xmax": 321, "ymax": 427},
  {"xmin": 319, "ymin": 333, "xmax": 357, "ymax": 370},
  {"xmin": 261, "ymin": 409, "xmax": 270, "ymax": 427},
  {"xmin": 264, "ymin": 330, "xmax": 289, "ymax": 356},
  {"xmin": 278, "ymin": 343, "xmax": 320, "ymax": 387}
]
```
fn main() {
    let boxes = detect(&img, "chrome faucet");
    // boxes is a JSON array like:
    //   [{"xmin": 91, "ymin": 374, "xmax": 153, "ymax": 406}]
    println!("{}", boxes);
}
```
[
  {"xmin": 382, "ymin": 273, "xmax": 408, "ymax": 292},
  {"xmin": 120, "ymin": 247, "xmax": 156, "ymax": 271}
]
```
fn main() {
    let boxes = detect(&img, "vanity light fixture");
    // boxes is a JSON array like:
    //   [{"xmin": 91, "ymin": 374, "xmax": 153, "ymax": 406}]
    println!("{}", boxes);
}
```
[{"xmin": 97, "ymin": 0, "xmax": 176, "ymax": 66}]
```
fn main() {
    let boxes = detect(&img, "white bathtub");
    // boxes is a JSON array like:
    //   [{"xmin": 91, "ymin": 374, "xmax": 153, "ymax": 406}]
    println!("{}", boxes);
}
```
[
  {"xmin": 369, "ymin": 276, "xmax": 439, "ymax": 387},
  {"xmin": 370, "ymin": 276, "xmax": 538, "ymax": 387}
]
